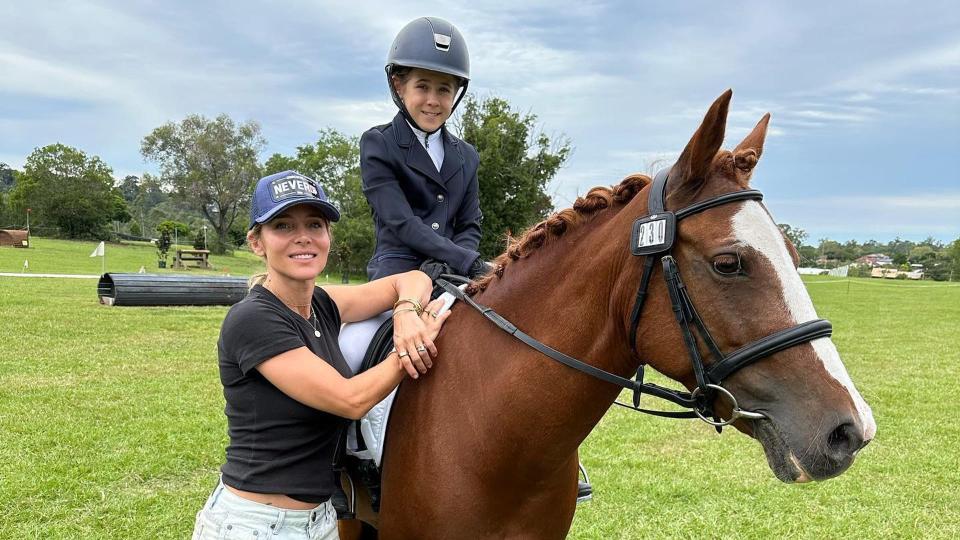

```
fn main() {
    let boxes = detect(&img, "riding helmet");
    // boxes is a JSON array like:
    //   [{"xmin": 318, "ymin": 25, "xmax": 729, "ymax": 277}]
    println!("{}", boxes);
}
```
[{"xmin": 385, "ymin": 17, "xmax": 470, "ymax": 132}]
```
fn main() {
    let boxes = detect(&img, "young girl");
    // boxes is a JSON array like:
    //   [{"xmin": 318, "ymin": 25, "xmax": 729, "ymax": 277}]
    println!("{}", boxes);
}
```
[
  {"xmin": 359, "ymin": 16, "xmax": 486, "ymax": 281},
  {"xmin": 338, "ymin": 15, "xmax": 484, "ymax": 393},
  {"xmin": 192, "ymin": 170, "xmax": 450, "ymax": 539},
  {"xmin": 351, "ymin": 16, "xmax": 593, "ymax": 504}
]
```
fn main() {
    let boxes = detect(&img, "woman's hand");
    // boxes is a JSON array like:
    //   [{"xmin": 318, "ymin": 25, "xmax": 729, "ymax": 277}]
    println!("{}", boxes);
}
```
[{"xmin": 393, "ymin": 297, "xmax": 451, "ymax": 379}]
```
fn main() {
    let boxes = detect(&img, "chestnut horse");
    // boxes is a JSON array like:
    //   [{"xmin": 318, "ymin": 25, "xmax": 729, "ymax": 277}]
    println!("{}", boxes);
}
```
[{"xmin": 348, "ymin": 90, "xmax": 876, "ymax": 539}]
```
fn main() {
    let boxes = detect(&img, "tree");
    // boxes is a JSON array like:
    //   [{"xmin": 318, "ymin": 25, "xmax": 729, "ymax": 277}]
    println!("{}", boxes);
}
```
[
  {"xmin": 777, "ymin": 223, "xmax": 807, "ymax": 248},
  {"xmin": 456, "ymin": 95, "xmax": 571, "ymax": 259},
  {"xmin": 0, "ymin": 191, "xmax": 7, "ymax": 226},
  {"xmin": 141, "ymin": 114, "xmax": 265, "ymax": 253},
  {"xmin": 887, "ymin": 236, "xmax": 914, "ymax": 259},
  {"xmin": 797, "ymin": 245, "xmax": 819, "ymax": 266},
  {"xmin": 0, "ymin": 163, "xmax": 17, "ymax": 225},
  {"xmin": 265, "ymin": 128, "xmax": 373, "ymax": 277},
  {"xmin": 117, "ymin": 175, "xmax": 141, "ymax": 203},
  {"xmin": 123, "ymin": 173, "xmax": 174, "ymax": 238},
  {"xmin": 157, "ymin": 220, "xmax": 190, "ymax": 240},
  {"xmin": 909, "ymin": 245, "xmax": 936, "ymax": 264},
  {"xmin": 817, "ymin": 239, "xmax": 845, "ymax": 264},
  {"xmin": 950, "ymin": 238, "xmax": 960, "ymax": 282},
  {"xmin": 8, "ymin": 144, "xmax": 128, "ymax": 238},
  {"xmin": 0, "ymin": 163, "xmax": 16, "ymax": 193},
  {"xmin": 156, "ymin": 228, "xmax": 172, "ymax": 267}
]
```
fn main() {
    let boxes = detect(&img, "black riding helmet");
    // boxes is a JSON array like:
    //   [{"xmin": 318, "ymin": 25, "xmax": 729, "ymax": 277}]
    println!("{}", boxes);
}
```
[{"xmin": 386, "ymin": 17, "xmax": 470, "ymax": 134}]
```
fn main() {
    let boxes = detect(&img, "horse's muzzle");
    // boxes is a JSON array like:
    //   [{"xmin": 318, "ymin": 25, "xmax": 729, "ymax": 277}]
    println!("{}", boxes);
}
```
[{"xmin": 755, "ymin": 415, "xmax": 869, "ymax": 483}]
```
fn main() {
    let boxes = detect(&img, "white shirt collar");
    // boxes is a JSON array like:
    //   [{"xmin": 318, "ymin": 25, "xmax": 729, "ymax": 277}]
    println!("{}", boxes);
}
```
[{"xmin": 406, "ymin": 120, "xmax": 443, "ymax": 148}]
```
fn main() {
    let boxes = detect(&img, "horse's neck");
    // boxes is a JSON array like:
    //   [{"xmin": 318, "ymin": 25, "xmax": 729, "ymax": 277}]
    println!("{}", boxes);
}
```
[
  {"xmin": 462, "ymin": 209, "xmax": 640, "ymax": 457},
  {"xmin": 475, "ymin": 201, "xmax": 644, "ymax": 370}
]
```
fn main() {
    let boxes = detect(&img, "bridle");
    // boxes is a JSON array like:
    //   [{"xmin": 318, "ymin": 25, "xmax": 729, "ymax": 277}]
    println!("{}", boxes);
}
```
[{"xmin": 436, "ymin": 168, "xmax": 833, "ymax": 430}]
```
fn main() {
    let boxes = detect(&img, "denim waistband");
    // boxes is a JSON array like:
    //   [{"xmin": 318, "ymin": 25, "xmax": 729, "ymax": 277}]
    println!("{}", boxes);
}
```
[{"xmin": 205, "ymin": 480, "xmax": 335, "ymax": 531}]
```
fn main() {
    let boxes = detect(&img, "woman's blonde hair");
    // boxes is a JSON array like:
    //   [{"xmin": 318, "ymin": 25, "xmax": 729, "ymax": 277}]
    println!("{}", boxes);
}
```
[{"xmin": 247, "ymin": 224, "xmax": 268, "ymax": 289}]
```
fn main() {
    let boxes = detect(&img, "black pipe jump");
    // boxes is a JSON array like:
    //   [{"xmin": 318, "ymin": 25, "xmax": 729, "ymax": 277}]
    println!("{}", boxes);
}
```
[{"xmin": 97, "ymin": 273, "xmax": 249, "ymax": 306}]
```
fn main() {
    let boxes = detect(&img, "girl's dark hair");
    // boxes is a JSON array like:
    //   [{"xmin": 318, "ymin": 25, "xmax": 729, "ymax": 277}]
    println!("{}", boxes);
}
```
[{"xmin": 391, "ymin": 66, "xmax": 464, "ymax": 89}]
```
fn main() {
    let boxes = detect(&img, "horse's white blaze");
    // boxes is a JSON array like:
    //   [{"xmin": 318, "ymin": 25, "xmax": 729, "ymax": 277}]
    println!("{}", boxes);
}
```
[{"xmin": 732, "ymin": 201, "xmax": 876, "ymax": 440}]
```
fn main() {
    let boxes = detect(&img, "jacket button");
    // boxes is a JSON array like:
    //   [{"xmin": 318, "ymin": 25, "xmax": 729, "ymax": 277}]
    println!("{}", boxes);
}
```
[
  {"xmin": 437, "ymin": 194, "xmax": 445, "ymax": 202},
  {"xmin": 431, "ymin": 222, "xmax": 440, "ymax": 230}
]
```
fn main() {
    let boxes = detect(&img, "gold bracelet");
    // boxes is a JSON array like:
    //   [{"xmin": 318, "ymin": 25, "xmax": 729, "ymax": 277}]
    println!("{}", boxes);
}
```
[
  {"xmin": 393, "ymin": 298, "xmax": 423, "ymax": 315},
  {"xmin": 393, "ymin": 307, "xmax": 419, "ymax": 317}
]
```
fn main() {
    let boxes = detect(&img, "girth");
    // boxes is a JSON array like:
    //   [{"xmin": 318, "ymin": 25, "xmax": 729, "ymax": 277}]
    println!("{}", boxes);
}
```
[{"xmin": 437, "ymin": 167, "xmax": 833, "ymax": 429}]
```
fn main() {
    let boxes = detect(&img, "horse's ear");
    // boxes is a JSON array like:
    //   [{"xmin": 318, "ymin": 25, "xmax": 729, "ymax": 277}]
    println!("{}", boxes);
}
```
[
  {"xmin": 732, "ymin": 113, "xmax": 771, "ymax": 184},
  {"xmin": 670, "ymin": 89, "xmax": 731, "ymax": 199}
]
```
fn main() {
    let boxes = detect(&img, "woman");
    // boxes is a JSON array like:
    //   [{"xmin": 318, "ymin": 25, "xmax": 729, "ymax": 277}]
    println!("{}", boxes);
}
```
[
  {"xmin": 192, "ymin": 170, "xmax": 450, "ymax": 539},
  {"xmin": 360, "ymin": 16, "xmax": 486, "ymax": 281}
]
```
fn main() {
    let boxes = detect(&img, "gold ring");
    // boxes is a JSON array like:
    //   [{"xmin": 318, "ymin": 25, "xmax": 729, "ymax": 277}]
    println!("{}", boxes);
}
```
[
  {"xmin": 398, "ymin": 351, "xmax": 409, "ymax": 358},
  {"xmin": 430, "ymin": 311, "xmax": 439, "ymax": 318}
]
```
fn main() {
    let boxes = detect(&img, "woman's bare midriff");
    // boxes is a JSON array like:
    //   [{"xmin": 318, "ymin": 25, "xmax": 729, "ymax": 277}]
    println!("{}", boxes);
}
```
[{"xmin": 225, "ymin": 484, "xmax": 321, "ymax": 510}]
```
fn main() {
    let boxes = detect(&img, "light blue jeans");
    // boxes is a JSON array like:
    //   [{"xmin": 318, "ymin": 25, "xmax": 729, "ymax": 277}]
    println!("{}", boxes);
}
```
[{"xmin": 192, "ymin": 480, "xmax": 338, "ymax": 540}]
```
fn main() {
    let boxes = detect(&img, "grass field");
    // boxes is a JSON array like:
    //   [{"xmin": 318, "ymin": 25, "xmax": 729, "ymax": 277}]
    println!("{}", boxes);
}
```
[
  {"xmin": 0, "ymin": 237, "xmax": 267, "ymax": 276},
  {"xmin": 1, "ymin": 263, "xmax": 958, "ymax": 538}
]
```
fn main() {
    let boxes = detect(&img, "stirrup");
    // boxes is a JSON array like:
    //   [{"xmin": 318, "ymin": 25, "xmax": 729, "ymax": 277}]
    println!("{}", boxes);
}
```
[{"xmin": 576, "ymin": 463, "xmax": 593, "ymax": 504}]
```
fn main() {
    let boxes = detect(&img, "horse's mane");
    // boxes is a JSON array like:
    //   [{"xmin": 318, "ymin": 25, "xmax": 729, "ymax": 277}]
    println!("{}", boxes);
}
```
[{"xmin": 468, "ymin": 173, "xmax": 650, "ymax": 293}]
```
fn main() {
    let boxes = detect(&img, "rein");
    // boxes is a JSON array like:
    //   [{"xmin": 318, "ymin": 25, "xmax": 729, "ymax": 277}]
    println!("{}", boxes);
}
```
[{"xmin": 437, "ymin": 168, "xmax": 833, "ymax": 430}]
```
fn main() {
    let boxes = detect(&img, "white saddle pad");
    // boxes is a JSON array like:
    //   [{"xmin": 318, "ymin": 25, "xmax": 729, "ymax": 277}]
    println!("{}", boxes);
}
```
[{"xmin": 341, "ymin": 289, "xmax": 461, "ymax": 466}]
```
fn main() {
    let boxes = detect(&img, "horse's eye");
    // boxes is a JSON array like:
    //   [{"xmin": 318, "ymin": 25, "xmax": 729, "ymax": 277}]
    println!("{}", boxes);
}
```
[{"xmin": 712, "ymin": 254, "xmax": 742, "ymax": 276}]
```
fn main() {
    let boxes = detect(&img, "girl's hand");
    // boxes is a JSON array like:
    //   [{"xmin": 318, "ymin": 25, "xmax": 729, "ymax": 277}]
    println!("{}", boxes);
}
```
[{"xmin": 393, "ymin": 298, "xmax": 451, "ymax": 379}]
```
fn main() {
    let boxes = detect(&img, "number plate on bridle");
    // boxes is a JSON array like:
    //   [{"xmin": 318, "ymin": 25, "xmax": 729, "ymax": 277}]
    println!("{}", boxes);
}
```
[{"xmin": 631, "ymin": 212, "xmax": 676, "ymax": 256}]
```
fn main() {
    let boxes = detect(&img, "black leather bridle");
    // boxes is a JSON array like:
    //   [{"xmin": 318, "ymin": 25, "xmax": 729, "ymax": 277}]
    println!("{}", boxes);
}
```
[{"xmin": 437, "ymin": 168, "xmax": 833, "ymax": 430}]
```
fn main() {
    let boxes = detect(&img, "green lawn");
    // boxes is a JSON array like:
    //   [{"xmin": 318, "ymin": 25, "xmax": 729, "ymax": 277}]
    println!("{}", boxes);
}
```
[
  {"xmin": 574, "ymin": 276, "xmax": 960, "ymax": 539},
  {"xmin": 0, "ymin": 236, "xmax": 267, "ymax": 276},
  {"xmin": 1, "ymin": 272, "xmax": 957, "ymax": 538}
]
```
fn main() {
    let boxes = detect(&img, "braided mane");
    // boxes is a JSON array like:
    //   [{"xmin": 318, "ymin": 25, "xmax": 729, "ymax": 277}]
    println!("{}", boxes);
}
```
[{"xmin": 468, "ymin": 173, "xmax": 650, "ymax": 293}]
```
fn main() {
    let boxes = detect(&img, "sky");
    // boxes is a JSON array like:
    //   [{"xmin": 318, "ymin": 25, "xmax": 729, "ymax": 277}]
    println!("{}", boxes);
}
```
[{"xmin": 1, "ymin": 0, "xmax": 957, "ymax": 243}]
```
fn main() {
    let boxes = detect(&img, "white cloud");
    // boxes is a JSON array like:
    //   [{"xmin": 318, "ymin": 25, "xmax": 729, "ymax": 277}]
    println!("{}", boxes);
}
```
[
  {"xmin": 768, "ymin": 193, "xmax": 960, "ymax": 242},
  {"xmin": 0, "ymin": 52, "xmax": 115, "ymax": 101},
  {"xmin": 834, "ymin": 40, "xmax": 960, "ymax": 93},
  {"xmin": 796, "ymin": 194, "xmax": 960, "ymax": 211},
  {"xmin": 285, "ymin": 98, "xmax": 395, "ymax": 136}
]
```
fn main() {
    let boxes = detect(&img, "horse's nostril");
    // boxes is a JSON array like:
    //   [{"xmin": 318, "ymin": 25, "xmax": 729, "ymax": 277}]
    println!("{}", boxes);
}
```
[{"xmin": 827, "ymin": 422, "xmax": 863, "ymax": 456}]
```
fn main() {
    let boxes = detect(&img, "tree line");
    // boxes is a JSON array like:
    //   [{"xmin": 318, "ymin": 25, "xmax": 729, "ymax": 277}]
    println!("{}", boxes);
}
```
[
  {"xmin": 778, "ymin": 224, "xmax": 959, "ymax": 281},
  {"xmin": 1, "ymin": 95, "xmax": 957, "ymax": 281},
  {"xmin": 0, "ymin": 95, "xmax": 569, "ymax": 276}
]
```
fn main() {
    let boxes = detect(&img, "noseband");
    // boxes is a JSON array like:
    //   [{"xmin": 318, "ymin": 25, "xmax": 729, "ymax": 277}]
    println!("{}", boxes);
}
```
[{"xmin": 437, "ymin": 168, "xmax": 832, "ymax": 430}]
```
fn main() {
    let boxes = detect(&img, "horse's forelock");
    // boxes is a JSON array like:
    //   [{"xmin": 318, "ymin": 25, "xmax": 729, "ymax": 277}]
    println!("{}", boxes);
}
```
[{"xmin": 468, "ymin": 174, "xmax": 651, "ymax": 293}]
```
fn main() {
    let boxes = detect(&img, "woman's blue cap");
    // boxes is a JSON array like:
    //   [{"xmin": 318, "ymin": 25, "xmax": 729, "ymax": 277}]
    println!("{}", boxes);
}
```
[{"xmin": 249, "ymin": 170, "xmax": 340, "ymax": 229}]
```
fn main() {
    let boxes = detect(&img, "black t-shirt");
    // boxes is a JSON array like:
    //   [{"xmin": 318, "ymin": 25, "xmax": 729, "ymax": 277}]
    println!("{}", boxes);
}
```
[{"xmin": 218, "ymin": 285, "xmax": 352, "ymax": 501}]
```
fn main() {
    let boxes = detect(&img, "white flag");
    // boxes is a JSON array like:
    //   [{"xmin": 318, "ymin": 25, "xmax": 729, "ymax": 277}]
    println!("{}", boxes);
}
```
[
  {"xmin": 90, "ymin": 241, "xmax": 105, "ymax": 257},
  {"xmin": 23, "ymin": 259, "xmax": 29, "ymax": 270}
]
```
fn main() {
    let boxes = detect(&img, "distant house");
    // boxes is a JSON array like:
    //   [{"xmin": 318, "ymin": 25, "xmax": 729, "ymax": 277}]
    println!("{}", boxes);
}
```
[
  {"xmin": 870, "ymin": 266, "xmax": 923, "ymax": 280},
  {"xmin": 856, "ymin": 253, "xmax": 894, "ymax": 267}
]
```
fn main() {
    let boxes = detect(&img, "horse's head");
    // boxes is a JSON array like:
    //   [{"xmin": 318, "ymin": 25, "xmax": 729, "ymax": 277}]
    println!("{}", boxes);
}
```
[{"xmin": 634, "ymin": 90, "xmax": 876, "ymax": 483}]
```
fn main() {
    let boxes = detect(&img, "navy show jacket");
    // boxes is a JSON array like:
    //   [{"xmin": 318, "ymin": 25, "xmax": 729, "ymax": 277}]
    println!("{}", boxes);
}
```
[{"xmin": 360, "ymin": 113, "xmax": 482, "ymax": 280}]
